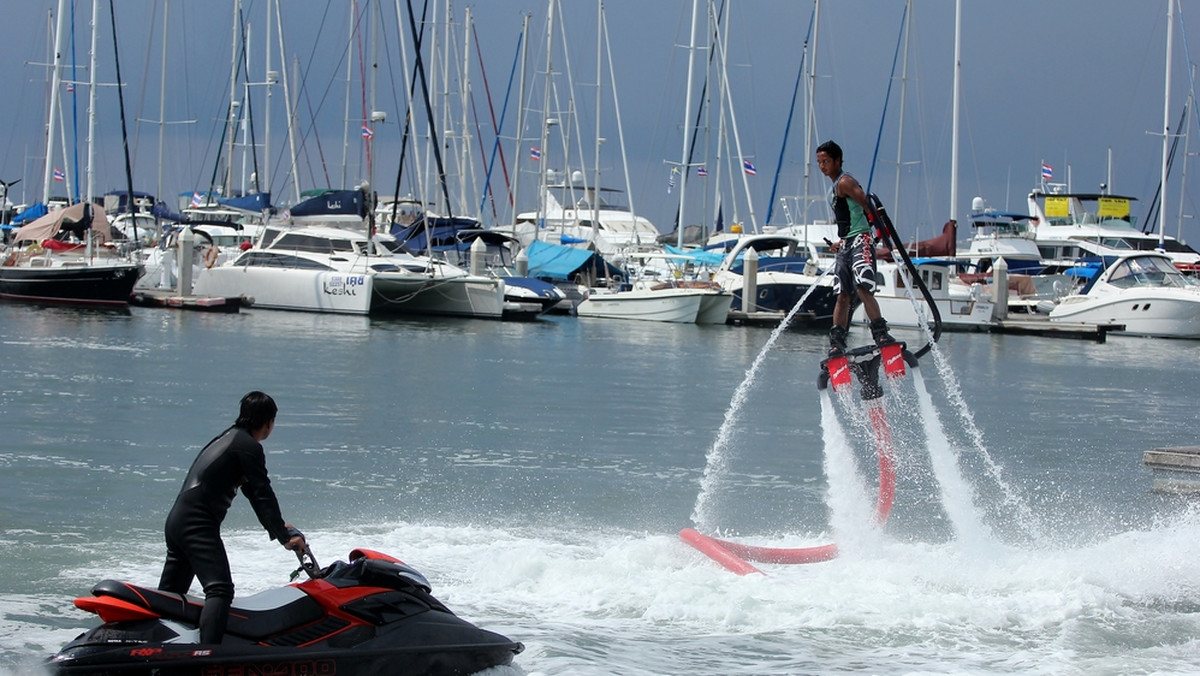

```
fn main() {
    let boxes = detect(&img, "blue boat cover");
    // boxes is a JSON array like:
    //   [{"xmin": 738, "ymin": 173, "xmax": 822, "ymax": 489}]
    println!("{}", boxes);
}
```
[
  {"xmin": 219, "ymin": 192, "xmax": 272, "ymax": 213},
  {"xmin": 11, "ymin": 202, "xmax": 49, "ymax": 225},
  {"xmin": 524, "ymin": 239, "xmax": 623, "ymax": 281},
  {"xmin": 664, "ymin": 244, "xmax": 726, "ymax": 267},
  {"xmin": 289, "ymin": 189, "xmax": 365, "ymax": 218}
]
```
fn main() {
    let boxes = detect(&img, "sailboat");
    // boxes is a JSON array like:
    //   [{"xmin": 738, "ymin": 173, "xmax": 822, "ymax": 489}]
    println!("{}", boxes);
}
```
[{"xmin": 0, "ymin": 0, "xmax": 141, "ymax": 306}]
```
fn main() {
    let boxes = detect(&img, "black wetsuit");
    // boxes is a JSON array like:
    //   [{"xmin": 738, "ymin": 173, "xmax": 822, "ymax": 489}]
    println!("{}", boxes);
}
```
[{"xmin": 158, "ymin": 426, "xmax": 290, "ymax": 644}]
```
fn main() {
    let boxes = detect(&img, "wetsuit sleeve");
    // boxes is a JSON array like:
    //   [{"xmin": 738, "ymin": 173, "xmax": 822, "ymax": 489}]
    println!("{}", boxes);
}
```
[{"xmin": 235, "ymin": 442, "xmax": 291, "ymax": 544}]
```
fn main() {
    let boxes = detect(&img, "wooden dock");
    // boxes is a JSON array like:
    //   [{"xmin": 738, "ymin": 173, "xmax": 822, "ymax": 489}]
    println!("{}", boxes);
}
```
[
  {"xmin": 993, "ymin": 316, "xmax": 1124, "ymax": 342},
  {"xmin": 1143, "ymin": 446, "xmax": 1200, "ymax": 494},
  {"xmin": 129, "ymin": 291, "xmax": 252, "ymax": 313}
]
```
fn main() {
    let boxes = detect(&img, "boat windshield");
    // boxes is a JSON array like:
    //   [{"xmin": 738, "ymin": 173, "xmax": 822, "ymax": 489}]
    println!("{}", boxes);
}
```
[{"xmin": 1108, "ymin": 255, "xmax": 1196, "ymax": 289}]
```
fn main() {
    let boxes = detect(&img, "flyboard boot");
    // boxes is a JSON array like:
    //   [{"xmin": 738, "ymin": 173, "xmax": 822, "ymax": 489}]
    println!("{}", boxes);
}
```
[{"xmin": 818, "ymin": 318, "xmax": 917, "ymax": 395}]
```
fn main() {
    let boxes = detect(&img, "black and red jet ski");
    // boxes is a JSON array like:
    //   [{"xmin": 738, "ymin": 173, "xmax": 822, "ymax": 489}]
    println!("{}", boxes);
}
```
[{"xmin": 48, "ymin": 547, "xmax": 523, "ymax": 676}]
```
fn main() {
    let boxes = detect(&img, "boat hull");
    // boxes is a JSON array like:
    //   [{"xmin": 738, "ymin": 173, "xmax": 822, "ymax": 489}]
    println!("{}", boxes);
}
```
[
  {"xmin": 0, "ymin": 261, "xmax": 140, "ymax": 306},
  {"xmin": 1048, "ymin": 292, "xmax": 1200, "ymax": 338},
  {"xmin": 576, "ymin": 289, "xmax": 703, "ymax": 322},
  {"xmin": 194, "ymin": 267, "xmax": 375, "ymax": 314},
  {"xmin": 371, "ymin": 275, "xmax": 504, "ymax": 318}
]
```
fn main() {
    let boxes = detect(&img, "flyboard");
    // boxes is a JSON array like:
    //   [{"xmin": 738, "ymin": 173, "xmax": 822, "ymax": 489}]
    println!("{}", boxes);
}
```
[{"xmin": 681, "ymin": 196, "xmax": 943, "ymax": 574}]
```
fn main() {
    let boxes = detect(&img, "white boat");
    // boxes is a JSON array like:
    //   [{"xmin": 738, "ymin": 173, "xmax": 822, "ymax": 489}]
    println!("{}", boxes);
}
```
[
  {"xmin": 136, "ymin": 222, "xmax": 262, "ymax": 291},
  {"xmin": 1045, "ymin": 252, "xmax": 1200, "ymax": 338},
  {"xmin": 576, "ymin": 282, "xmax": 718, "ymax": 323},
  {"xmin": 192, "ymin": 224, "xmax": 504, "ymax": 318},
  {"xmin": 854, "ymin": 258, "xmax": 995, "ymax": 332},
  {"xmin": 1027, "ymin": 189, "xmax": 1200, "ymax": 272},
  {"xmin": 707, "ymin": 234, "xmax": 837, "ymax": 327},
  {"xmin": 513, "ymin": 182, "xmax": 663, "ymax": 259},
  {"xmin": 962, "ymin": 201, "xmax": 1044, "ymax": 274}
]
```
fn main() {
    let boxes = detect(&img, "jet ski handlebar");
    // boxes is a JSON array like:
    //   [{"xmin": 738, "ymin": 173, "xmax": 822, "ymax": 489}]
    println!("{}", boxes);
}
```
[{"xmin": 291, "ymin": 546, "xmax": 322, "ymax": 581}]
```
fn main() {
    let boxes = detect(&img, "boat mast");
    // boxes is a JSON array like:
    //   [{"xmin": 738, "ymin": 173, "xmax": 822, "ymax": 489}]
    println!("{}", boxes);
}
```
[
  {"xmin": 676, "ymin": 0, "xmax": 699, "ymax": 249},
  {"xmin": 86, "ymin": 0, "xmax": 99, "ymax": 207},
  {"xmin": 949, "ymin": 0, "xmax": 961, "ymax": 225},
  {"xmin": 509, "ymin": 12, "xmax": 530, "ymax": 234},
  {"xmin": 1159, "ymin": 0, "xmax": 1174, "ymax": 248},
  {"xmin": 225, "ymin": 0, "xmax": 240, "ymax": 197},
  {"xmin": 591, "ymin": 0, "xmax": 602, "ymax": 245},
  {"xmin": 42, "ymin": 0, "xmax": 68, "ymax": 204},
  {"xmin": 536, "ymin": 0, "xmax": 555, "ymax": 231},
  {"xmin": 892, "ymin": 0, "xmax": 912, "ymax": 218},
  {"xmin": 803, "ymin": 0, "xmax": 821, "ymax": 223}
]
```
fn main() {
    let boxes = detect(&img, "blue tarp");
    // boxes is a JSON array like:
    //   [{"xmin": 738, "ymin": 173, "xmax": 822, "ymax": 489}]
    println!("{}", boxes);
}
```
[
  {"xmin": 664, "ymin": 244, "xmax": 726, "ymax": 267},
  {"xmin": 524, "ymin": 239, "xmax": 622, "ymax": 281},
  {"xmin": 11, "ymin": 202, "xmax": 48, "ymax": 225}
]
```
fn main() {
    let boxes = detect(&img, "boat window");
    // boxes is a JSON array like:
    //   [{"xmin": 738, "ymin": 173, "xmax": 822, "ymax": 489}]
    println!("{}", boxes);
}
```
[
  {"xmin": 234, "ymin": 252, "xmax": 334, "ymax": 270},
  {"xmin": 1100, "ymin": 237, "xmax": 1134, "ymax": 251},
  {"xmin": 273, "ymin": 233, "xmax": 356, "ymax": 253},
  {"xmin": 1108, "ymin": 256, "xmax": 1178, "ymax": 289}
]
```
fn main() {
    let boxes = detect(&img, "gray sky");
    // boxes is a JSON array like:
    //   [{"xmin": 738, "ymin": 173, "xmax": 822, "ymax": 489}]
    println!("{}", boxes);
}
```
[{"xmin": 3, "ymin": 1, "xmax": 1198, "ymax": 246}]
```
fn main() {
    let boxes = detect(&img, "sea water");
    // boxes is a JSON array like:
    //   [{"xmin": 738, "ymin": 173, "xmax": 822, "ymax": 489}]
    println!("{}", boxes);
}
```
[{"xmin": 1, "ymin": 303, "xmax": 1199, "ymax": 674}]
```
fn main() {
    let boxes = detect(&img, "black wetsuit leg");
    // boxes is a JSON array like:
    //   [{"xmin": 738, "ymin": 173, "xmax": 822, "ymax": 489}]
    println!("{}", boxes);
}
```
[{"xmin": 159, "ymin": 510, "xmax": 235, "ymax": 644}]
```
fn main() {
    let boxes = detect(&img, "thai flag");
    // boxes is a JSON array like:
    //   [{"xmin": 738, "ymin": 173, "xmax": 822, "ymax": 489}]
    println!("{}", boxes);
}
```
[
  {"xmin": 697, "ymin": 166, "xmax": 708, "ymax": 177},
  {"xmin": 1041, "ymin": 163, "xmax": 1053, "ymax": 181},
  {"xmin": 743, "ymin": 160, "xmax": 756, "ymax": 176},
  {"xmin": 53, "ymin": 167, "xmax": 65, "ymax": 182},
  {"xmin": 191, "ymin": 191, "xmax": 203, "ymax": 207},
  {"xmin": 530, "ymin": 146, "xmax": 541, "ymax": 161},
  {"xmin": 65, "ymin": 81, "xmax": 74, "ymax": 93},
  {"xmin": 361, "ymin": 124, "xmax": 373, "ymax": 140}
]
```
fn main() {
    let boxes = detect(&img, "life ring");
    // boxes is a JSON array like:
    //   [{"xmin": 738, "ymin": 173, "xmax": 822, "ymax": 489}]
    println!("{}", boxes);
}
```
[{"xmin": 203, "ymin": 246, "xmax": 219, "ymax": 268}]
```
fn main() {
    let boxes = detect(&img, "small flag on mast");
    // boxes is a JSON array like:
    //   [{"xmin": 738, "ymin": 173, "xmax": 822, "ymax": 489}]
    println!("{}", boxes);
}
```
[
  {"xmin": 361, "ymin": 124, "xmax": 374, "ymax": 140},
  {"xmin": 1041, "ymin": 163, "xmax": 1053, "ymax": 181},
  {"xmin": 667, "ymin": 166, "xmax": 679, "ymax": 194},
  {"xmin": 191, "ymin": 191, "xmax": 204, "ymax": 207},
  {"xmin": 697, "ymin": 166, "xmax": 708, "ymax": 177},
  {"xmin": 530, "ymin": 146, "xmax": 541, "ymax": 161},
  {"xmin": 53, "ymin": 167, "xmax": 65, "ymax": 182},
  {"xmin": 742, "ymin": 160, "xmax": 756, "ymax": 176}
]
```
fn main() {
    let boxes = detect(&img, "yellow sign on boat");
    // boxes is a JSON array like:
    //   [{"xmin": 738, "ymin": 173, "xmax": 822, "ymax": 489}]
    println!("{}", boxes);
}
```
[
  {"xmin": 1098, "ymin": 197, "xmax": 1130, "ymax": 218},
  {"xmin": 1044, "ymin": 196, "xmax": 1069, "ymax": 218}
]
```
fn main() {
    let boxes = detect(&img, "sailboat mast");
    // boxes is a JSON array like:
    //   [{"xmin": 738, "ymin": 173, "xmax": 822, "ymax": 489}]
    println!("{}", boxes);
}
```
[
  {"xmin": 592, "ymin": 0, "xmax": 602, "ymax": 244},
  {"xmin": 676, "ymin": 0, "xmax": 699, "ymax": 249},
  {"xmin": 42, "ymin": 0, "xmax": 68, "ymax": 203},
  {"xmin": 156, "ymin": 0, "xmax": 169, "ymax": 202},
  {"xmin": 949, "ymin": 0, "xmax": 961, "ymax": 224},
  {"xmin": 536, "ymin": 0, "xmax": 555, "ymax": 230},
  {"xmin": 892, "ymin": 0, "xmax": 911, "ymax": 218},
  {"xmin": 1159, "ymin": 0, "xmax": 1174, "ymax": 247},
  {"xmin": 225, "ymin": 0, "xmax": 240, "ymax": 197},
  {"xmin": 86, "ymin": 0, "xmax": 99, "ymax": 205},
  {"xmin": 509, "ymin": 12, "xmax": 530, "ymax": 233}
]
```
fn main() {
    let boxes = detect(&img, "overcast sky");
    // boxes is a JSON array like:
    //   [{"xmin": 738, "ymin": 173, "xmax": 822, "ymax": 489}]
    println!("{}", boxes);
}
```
[{"xmin": 3, "ymin": 1, "xmax": 1198, "ymax": 245}]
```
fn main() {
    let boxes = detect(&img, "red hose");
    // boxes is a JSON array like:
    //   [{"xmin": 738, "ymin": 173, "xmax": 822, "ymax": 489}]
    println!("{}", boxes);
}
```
[{"xmin": 681, "ymin": 397, "xmax": 898, "ymax": 574}]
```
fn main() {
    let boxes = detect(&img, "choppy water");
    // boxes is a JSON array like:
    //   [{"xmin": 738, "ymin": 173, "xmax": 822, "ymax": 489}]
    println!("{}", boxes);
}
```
[{"xmin": 1, "ymin": 302, "xmax": 1199, "ymax": 675}]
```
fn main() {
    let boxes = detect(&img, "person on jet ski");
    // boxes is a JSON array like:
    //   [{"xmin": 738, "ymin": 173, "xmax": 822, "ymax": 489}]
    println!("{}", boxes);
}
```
[
  {"xmin": 817, "ymin": 140, "xmax": 896, "ymax": 356},
  {"xmin": 158, "ymin": 391, "xmax": 306, "ymax": 644}
]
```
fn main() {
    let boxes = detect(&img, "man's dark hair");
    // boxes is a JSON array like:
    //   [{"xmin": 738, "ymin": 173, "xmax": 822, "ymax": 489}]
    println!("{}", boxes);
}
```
[
  {"xmin": 816, "ymin": 140, "xmax": 843, "ymax": 161},
  {"xmin": 235, "ymin": 391, "xmax": 277, "ymax": 430}
]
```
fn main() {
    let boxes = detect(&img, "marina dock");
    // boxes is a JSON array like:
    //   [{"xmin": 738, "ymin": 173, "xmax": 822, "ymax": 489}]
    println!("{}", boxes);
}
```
[
  {"xmin": 993, "ymin": 316, "xmax": 1123, "ymax": 342},
  {"xmin": 1143, "ymin": 446, "xmax": 1200, "ymax": 494},
  {"xmin": 129, "ymin": 291, "xmax": 251, "ymax": 313}
]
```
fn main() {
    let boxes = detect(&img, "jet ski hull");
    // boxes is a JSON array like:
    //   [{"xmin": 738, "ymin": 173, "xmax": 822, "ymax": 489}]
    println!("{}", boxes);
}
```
[{"xmin": 48, "ymin": 548, "xmax": 522, "ymax": 676}]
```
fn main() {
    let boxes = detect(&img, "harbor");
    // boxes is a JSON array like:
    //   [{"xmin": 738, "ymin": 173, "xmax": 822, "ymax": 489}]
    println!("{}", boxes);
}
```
[
  {"xmin": 4, "ymin": 1, "xmax": 1200, "ymax": 674},
  {"xmin": 2, "ymin": 302, "xmax": 1199, "ymax": 674}
]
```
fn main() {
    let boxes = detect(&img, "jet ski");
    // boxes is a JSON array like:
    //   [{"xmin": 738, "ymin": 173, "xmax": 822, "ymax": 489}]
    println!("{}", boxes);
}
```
[{"xmin": 48, "ymin": 546, "xmax": 523, "ymax": 676}]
